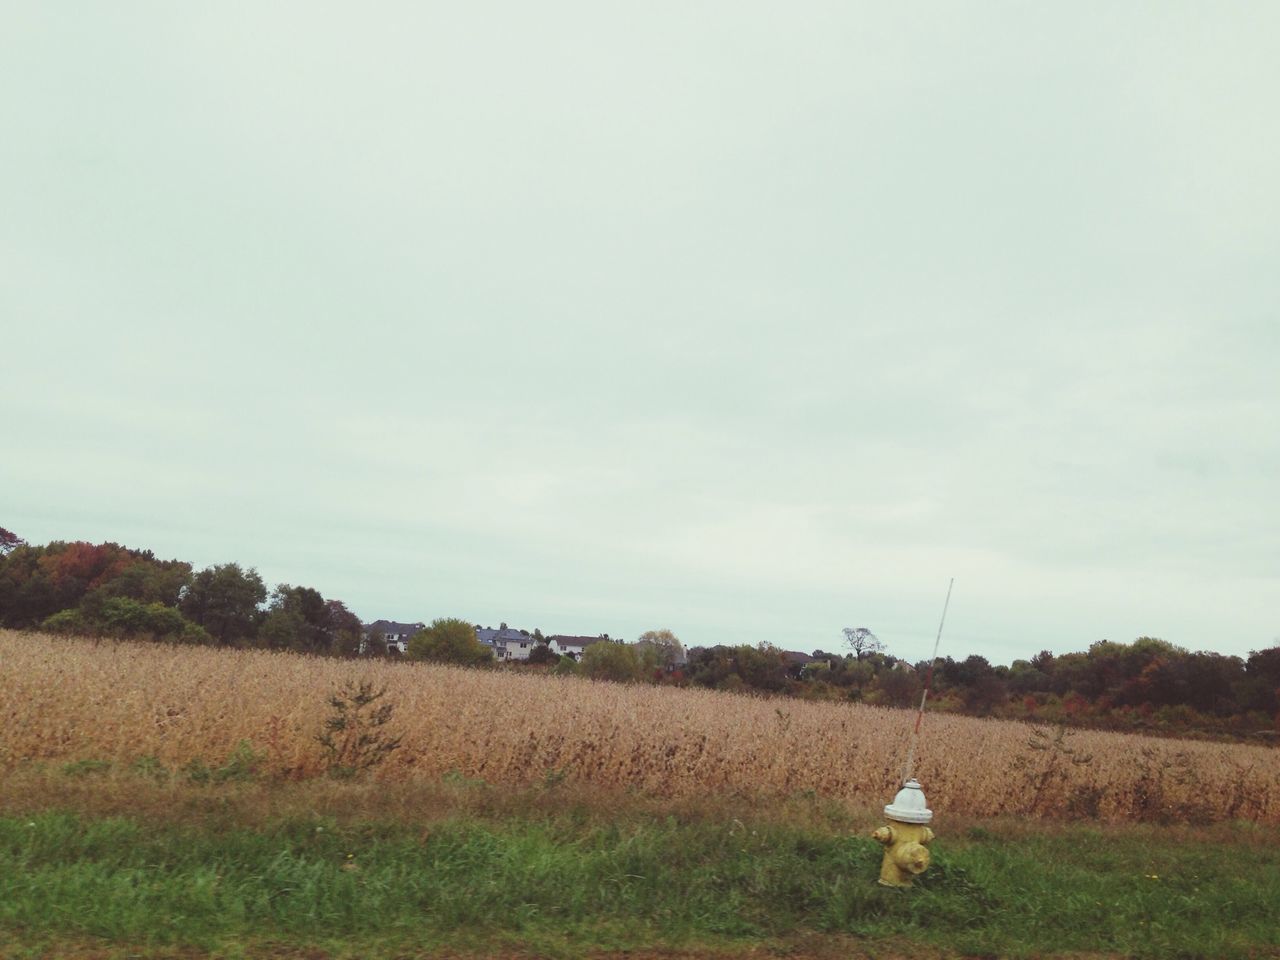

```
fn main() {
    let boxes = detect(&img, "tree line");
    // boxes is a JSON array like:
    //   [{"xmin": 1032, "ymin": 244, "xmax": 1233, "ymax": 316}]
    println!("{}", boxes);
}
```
[
  {"xmin": 0, "ymin": 533, "xmax": 362, "ymax": 656},
  {"xmin": 1, "ymin": 528, "xmax": 1276, "ymax": 743}
]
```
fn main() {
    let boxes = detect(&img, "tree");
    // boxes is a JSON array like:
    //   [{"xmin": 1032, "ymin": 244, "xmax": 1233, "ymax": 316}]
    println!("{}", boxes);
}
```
[
  {"xmin": 0, "ymin": 542, "xmax": 53, "ymax": 628},
  {"xmin": 260, "ymin": 584, "xmax": 330, "ymax": 654},
  {"xmin": 733, "ymin": 643, "xmax": 790, "ymax": 692},
  {"xmin": 407, "ymin": 618, "xmax": 493, "ymax": 667},
  {"xmin": 579, "ymin": 641, "xmax": 643, "ymax": 683},
  {"xmin": 1238, "ymin": 646, "xmax": 1280, "ymax": 715},
  {"xmin": 963, "ymin": 672, "xmax": 1009, "ymax": 713},
  {"xmin": 259, "ymin": 605, "xmax": 308, "ymax": 652},
  {"xmin": 325, "ymin": 599, "xmax": 365, "ymax": 657},
  {"xmin": 0, "ymin": 527, "xmax": 25, "ymax": 556},
  {"xmin": 96, "ymin": 597, "xmax": 210, "ymax": 643},
  {"xmin": 843, "ymin": 627, "xmax": 884, "ymax": 661},
  {"xmin": 527, "ymin": 642, "xmax": 559, "ymax": 665},
  {"xmin": 635, "ymin": 628, "xmax": 685, "ymax": 671},
  {"xmin": 179, "ymin": 563, "xmax": 266, "ymax": 645},
  {"xmin": 1, "ymin": 540, "xmax": 190, "ymax": 629},
  {"xmin": 82, "ymin": 556, "xmax": 192, "ymax": 613},
  {"xmin": 1030, "ymin": 650, "xmax": 1056, "ymax": 674},
  {"xmin": 1008, "ymin": 659, "xmax": 1051, "ymax": 695},
  {"xmin": 871, "ymin": 665, "xmax": 922, "ymax": 708}
]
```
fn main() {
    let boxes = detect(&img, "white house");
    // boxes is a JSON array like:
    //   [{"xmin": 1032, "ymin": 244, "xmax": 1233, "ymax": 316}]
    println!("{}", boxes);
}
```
[
  {"xmin": 363, "ymin": 620, "xmax": 425, "ymax": 655},
  {"xmin": 476, "ymin": 624, "xmax": 536, "ymax": 661},
  {"xmin": 549, "ymin": 634, "xmax": 610, "ymax": 660}
]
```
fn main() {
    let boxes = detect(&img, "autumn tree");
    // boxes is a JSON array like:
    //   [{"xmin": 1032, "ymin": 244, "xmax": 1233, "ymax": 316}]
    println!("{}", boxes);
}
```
[
  {"xmin": 0, "ymin": 540, "xmax": 185, "ymax": 629},
  {"xmin": 634, "ymin": 628, "xmax": 685, "ymax": 671},
  {"xmin": 407, "ymin": 618, "xmax": 493, "ymax": 667}
]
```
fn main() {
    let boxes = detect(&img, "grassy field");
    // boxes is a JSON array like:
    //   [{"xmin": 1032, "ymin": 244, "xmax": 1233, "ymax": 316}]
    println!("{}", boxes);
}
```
[
  {"xmin": 2, "ymin": 631, "xmax": 1277, "ymax": 824},
  {"xmin": 1, "ymin": 769, "xmax": 1279, "ymax": 960},
  {"xmin": 3, "ymin": 631, "xmax": 1279, "ymax": 958}
]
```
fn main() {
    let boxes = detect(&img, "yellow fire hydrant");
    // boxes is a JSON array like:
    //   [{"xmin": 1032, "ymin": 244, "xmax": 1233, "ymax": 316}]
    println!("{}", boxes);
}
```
[{"xmin": 871, "ymin": 778, "xmax": 935, "ymax": 887}]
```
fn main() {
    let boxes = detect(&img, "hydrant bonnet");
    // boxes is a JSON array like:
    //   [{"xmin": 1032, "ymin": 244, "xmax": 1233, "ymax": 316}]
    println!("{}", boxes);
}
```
[{"xmin": 884, "ymin": 778, "xmax": 933, "ymax": 824}]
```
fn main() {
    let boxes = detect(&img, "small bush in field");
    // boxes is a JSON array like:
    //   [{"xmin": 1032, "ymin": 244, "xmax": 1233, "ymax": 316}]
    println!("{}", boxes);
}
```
[
  {"xmin": 317, "ymin": 681, "xmax": 402, "ymax": 779},
  {"xmin": 184, "ymin": 740, "xmax": 265, "ymax": 783},
  {"xmin": 61, "ymin": 759, "xmax": 111, "ymax": 777},
  {"xmin": 130, "ymin": 755, "xmax": 168, "ymax": 781}
]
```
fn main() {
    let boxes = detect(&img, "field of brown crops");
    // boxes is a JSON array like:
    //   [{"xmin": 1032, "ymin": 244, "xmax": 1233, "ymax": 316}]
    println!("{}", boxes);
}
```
[{"xmin": 2, "ymin": 629, "xmax": 1277, "ymax": 823}]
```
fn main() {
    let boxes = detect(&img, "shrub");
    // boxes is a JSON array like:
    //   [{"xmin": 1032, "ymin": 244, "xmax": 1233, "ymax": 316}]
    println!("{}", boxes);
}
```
[
  {"xmin": 407, "ymin": 618, "xmax": 493, "ymax": 667},
  {"xmin": 580, "ymin": 641, "xmax": 643, "ymax": 683},
  {"xmin": 184, "ymin": 740, "xmax": 266, "ymax": 784},
  {"xmin": 41, "ymin": 609, "xmax": 88, "ymax": 635},
  {"xmin": 527, "ymin": 643, "xmax": 559, "ymax": 665},
  {"xmin": 317, "ymin": 681, "xmax": 402, "ymax": 778}
]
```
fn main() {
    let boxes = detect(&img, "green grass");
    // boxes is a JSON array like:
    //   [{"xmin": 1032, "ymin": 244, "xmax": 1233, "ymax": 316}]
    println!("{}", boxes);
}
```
[{"xmin": 2, "ymin": 803, "xmax": 1278, "ymax": 959}]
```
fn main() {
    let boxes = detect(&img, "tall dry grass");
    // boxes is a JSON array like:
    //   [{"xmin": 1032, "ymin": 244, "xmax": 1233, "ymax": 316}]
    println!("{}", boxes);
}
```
[{"xmin": 2, "ymin": 630, "xmax": 1276, "ymax": 823}]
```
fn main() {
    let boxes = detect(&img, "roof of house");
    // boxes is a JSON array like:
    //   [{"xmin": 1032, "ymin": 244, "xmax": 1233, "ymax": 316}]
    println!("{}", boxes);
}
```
[
  {"xmin": 549, "ymin": 635, "xmax": 607, "ymax": 648},
  {"xmin": 782, "ymin": 651, "xmax": 816, "ymax": 664},
  {"xmin": 365, "ymin": 620, "xmax": 425, "ymax": 636},
  {"xmin": 477, "ymin": 626, "xmax": 531, "ymax": 645}
]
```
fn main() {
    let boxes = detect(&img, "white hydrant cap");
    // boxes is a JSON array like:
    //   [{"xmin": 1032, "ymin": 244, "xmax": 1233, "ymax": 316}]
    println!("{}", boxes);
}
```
[{"xmin": 884, "ymin": 778, "xmax": 933, "ymax": 824}]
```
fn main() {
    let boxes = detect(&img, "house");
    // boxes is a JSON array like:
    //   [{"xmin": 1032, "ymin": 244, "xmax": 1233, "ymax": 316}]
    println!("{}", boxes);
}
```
[
  {"xmin": 782, "ymin": 651, "xmax": 815, "ymax": 667},
  {"xmin": 782, "ymin": 650, "xmax": 815, "ymax": 679},
  {"xmin": 476, "ymin": 623, "xmax": 536, "ymax": 661},
  {"xmin": 363, "ymin": 620, "xmax": 425, "ymax": 655},
  {"xmin": 549, "ymin": 634, "xmax": 610, "ymax": 660}
]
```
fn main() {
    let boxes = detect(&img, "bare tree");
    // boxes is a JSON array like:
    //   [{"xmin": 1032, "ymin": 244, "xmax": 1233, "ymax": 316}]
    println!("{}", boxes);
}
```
[{"xmin": 843, "ymin": 626, "xmax": 884, "ymax": 661}]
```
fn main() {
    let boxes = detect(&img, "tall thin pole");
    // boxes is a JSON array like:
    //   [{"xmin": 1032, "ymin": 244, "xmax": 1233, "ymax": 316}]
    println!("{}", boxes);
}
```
[{"xmin": 901, "ymin": 578, "xmax": 953, "ymax": 785}]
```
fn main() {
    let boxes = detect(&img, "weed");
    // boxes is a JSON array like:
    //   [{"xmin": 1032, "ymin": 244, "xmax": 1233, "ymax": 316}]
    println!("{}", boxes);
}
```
[
  {"xmin": 216, "ymin": 740, "xmax": 266, "ymax": 782},
  {"xmin": 316, "ymin": 680, "xmax": 402, "ymax": 779},
  {"xmin": 183, "ymin": 741, "xmax": 266, "ymax": 784},
  {"xmin": 1013, "ymin": 725, "xmax": 1093, "ymax": 815},
  {"xmin": 442, "ymin": 770, "xmax": 487, "ymax": 789},
  {"xmin": 129, "ymin": 755, "xmax": 168, "ymax": 782},
  {"xmin": 60, "ymin": 759, "xmax": 111, "ymax": 778}
]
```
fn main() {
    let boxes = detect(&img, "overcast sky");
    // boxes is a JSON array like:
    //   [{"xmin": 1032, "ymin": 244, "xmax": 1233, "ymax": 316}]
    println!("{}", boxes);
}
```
[{"xmin": 3, "ymin": 3, "xmax": 1277, "ymax": 665}]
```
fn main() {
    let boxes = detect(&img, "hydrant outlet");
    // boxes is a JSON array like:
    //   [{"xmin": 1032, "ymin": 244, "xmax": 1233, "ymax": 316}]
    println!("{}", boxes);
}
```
[{"xmin": 894, "ymin": 841, "xmax": 930, "ymax": 875}]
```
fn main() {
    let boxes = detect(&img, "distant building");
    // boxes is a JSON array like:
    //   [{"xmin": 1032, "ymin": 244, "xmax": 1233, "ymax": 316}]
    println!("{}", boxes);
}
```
[
  {"xmin": 477, "ymin": 623, "xmax": 536, "ymax": 661},
  {"xmin": 782, "ymin": 650, "xmax": 815, "ymax": 678},
  {"xmin": 549, "ymin": 635, "xmax": 610, "ymax": 661},
  {"xmin": 364, "ymin": 620, "xmax": 425, "ymax": 655}
]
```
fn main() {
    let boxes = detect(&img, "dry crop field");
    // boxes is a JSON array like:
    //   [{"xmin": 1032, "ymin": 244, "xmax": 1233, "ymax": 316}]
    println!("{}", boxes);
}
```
[{"xmin": 2, "ymin": 629, "xmax": 1276, "ymax": 823}]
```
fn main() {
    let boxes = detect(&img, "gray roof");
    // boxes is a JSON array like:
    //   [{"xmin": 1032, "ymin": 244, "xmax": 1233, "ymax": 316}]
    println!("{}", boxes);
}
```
[
  {"xmin": 477, "ymin": 626, "xmax": 531, "ymax": 645},
  {"xmin": 549, "ymin": 635, "xmax": 607, "ymax": 648},
  {"xmin": 365, "ymin": 620, "xmax": 425, "ymax": 636}
]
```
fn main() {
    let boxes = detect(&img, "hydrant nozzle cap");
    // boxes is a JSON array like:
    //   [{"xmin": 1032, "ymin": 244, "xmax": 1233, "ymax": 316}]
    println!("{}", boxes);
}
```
[{"xmin": 884, "ymin": 778, "xmax": 933, "ymax": 824}]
